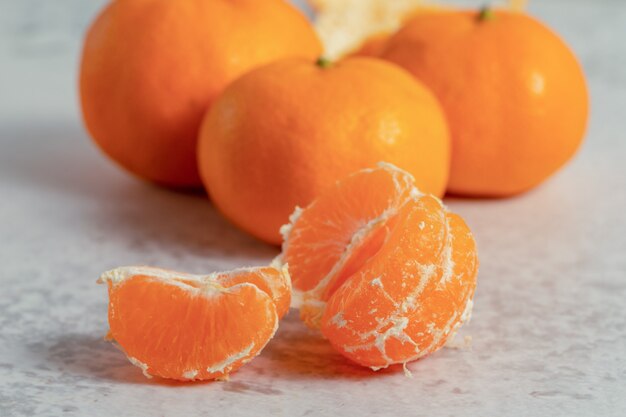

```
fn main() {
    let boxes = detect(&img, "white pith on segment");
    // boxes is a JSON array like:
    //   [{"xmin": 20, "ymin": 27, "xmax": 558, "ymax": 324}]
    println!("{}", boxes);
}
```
[
  {"xmin": 128, "ymin": 356, "xmax": 152, "ymax": 379},
  {"xmin": 200, "ymin": 302, "xmax": 279, "ymax": 380},
  {"xmin": 279, "ymin": 162, "xmax": 422, "ymax": 323},
  {"xmin": 296, "ymin": 204, "xmax": 401, "ymax": 327},
  {"xmin": 279, "ymin": 206, "xmax": 304, "ymax": 251},
  {"xmin": 267, "ymin": 259, "xmax": 293, "ymax": 300},
  {"xmin": 180, "ymin": 308, "xmax": 280, "ymax": 381},
  {"xmin": 329, "ymin": 204, "xmax": 458, "ymax": 370},
  {"xmin": 206, "ymin": 342, "xmax": 256, "ymax": 374},
  {"xmin": 333, "ymin": 204, "xmax": 474, "ymax": 370},
  {"xmin": 98, "ymin": 264, "xmax": 290, "ymax": 302},
  {"xmin": 281, "ymin": 162, "xmax": 477, "ymax": 370},
  {"xmin": 182, "ymin": 370, "xmax": 198, "ymax": 380},
  {"xmin": 98, "ymin": 265, "xmax": 285, "ymax": 380}
]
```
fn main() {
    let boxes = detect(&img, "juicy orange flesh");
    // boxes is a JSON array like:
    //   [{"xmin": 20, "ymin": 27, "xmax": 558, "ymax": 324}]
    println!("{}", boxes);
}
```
[
  {"xmin": 283, "ymin": 164, "xmax": 478, "ymax": 368},
  {"xmin": 321, "ymin": 213, "xmax": 400, "ymax": 301},
  {"xmin": 320, "ymin": 198, "xmax": 477, "ymax": 368},
  {"xmin": 321, "ymin": 197, "xmax": 446, "ymax": 347},
  {"xmin": 108, "ymin": 275, "xmax": 276, "ymax": 380},
  {"xmin": 284, "ymin": 167, "xmax": 415, "ymax": 293}
]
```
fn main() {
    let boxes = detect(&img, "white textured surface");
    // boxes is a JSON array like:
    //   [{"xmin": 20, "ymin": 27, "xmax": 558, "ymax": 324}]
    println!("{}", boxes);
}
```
[{"xmin": 1, "ymin": 0, "xmax": 625, "ymax": 416}]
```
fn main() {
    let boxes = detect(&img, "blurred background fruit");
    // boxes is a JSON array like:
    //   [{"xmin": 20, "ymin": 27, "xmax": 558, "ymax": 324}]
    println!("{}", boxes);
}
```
[
  {"xmin": 380, "ymin": 9, "xmax": 589, "ymax": 196},
  {"xmin": 80, "ymin": 0, "xmax": 321, "ymax": 187},
  {"xmin": 308, "ymin": 0, "xmax": 432, "ymax": 59},
  {"xmin": 198, "ymin": 57, "xmax": 450, "ymax": 244},
  {"xmin": 309, "ymin": 0, "xmax": 527, "ymax": 59}
]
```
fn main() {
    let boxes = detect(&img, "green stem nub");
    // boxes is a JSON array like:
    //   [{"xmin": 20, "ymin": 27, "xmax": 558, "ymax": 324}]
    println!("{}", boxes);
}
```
[
  {"xmin": 477, "ymin": 5, "xmax": 495, "ymax": 21},
  {"xmin": 316, "ymin": 57, "xmax": 333, "ymax": 69}
]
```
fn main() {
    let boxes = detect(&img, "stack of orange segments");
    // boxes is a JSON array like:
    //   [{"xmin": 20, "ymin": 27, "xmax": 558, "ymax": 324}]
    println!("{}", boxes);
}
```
[{"xmin": 99, "ymin": 163, "xmax": 478, "ymax": 380}]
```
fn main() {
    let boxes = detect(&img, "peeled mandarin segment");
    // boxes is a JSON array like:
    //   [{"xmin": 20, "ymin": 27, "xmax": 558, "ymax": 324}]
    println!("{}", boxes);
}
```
[
  {"xmin": 440, "ymin": 213, "xmax": 479, "ymax": 312},
  {"xmin": 397, "ymin": 213, "xmax": 477, "ymax": 360},
  {"xmin": 99, "ymin": 265, "xmax": 289, "ymax": 381},
  {"xmin": 321, "ymin": 198, "xmax": 478, "ymax": 369},
  {"xmin": 282, "ymin": 164, "xmax": 415, "ymax": 295},
  {"xmin": 320, "ymin": 198, "xmax": 445, "ymax": 363},
  {"xmin": 282, "ymin": 164, "xmax": 418, "ymax": 329},
  {"xmin": 280, "ymin": 163, "xmax": 478, "ymax": 370}
]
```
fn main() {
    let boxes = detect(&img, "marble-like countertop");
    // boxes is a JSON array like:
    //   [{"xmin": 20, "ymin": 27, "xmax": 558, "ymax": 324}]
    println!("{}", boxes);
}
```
[{"xmin": 1, "ymin": 0, "xmax": 625, "ymax": 416}]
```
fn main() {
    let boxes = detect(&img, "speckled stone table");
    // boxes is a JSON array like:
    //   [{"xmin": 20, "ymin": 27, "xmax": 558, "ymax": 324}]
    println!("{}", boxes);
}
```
[{"xmin": 1, "ymin": 0, "xmax": 625, "ymax": 416}]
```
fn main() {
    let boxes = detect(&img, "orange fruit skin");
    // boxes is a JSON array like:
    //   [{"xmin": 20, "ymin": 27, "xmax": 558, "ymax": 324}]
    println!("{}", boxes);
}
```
[
  {"xmin": 80, "ymin": 0, "xmax": 322, "ymax": 187},
  {"xmin": 351, "ymin": 33, "xmax": 391, "ymax": 57},
  {"xmin": 347, "ymin": 7, "xmax": 449, "ymax": 58},
  {"xmin": 99, "ymin": 265, "xmax": 291, "ymax": 381},
  {"xmin": 198, "ymin": 57, "xmax": 450, "ymax": 244},
  {"xmin": 380, "ymin": 10, "xmax": 589, "ymax": 196},
  {"xmin": 281, "ymin": 164, "xmax": 478, "ymax": 369}
]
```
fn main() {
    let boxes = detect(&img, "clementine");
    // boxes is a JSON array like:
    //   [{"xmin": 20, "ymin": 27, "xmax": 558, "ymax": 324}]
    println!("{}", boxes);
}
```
[
  {"xmin": 80, "ymin": 0, "xmax": 321, "ymax": 187},
  {"xmin": 380, "ymin": 8, "xmax": 589, "ymax": 196},
  {"xmin": 198, "ymin": 57, "xmax": 450, "ymax": 244}
]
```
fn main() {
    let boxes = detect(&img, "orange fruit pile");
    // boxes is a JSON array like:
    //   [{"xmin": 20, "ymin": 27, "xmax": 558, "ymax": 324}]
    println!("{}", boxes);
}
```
[
  {"xmin": 83, "ymin": 0, "xmax": 587, "ymax": 383},
  {"xmin": 99, "ymin": 264, "xmax": 290, "ymax": 381},
  {"xmin": 99, "ymin": 164, "xmax": 477, "ymax": 379},
  {"xmin": 198, "ymin": 56, "xmax": 449, "ymax": 244},
  {"xmin": 80, "ymin": 0, "xmax": 588, "ymax": 242},
  {"xmin": 280, "ymin": 163, "xmax": 477, "ymax": 369}
]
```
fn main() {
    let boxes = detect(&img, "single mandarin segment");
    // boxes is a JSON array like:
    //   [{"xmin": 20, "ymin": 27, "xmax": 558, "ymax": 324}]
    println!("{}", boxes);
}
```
[
  {"xmin": 280, "ymin": 163, "xmax": 478, "ymax": 369},
  {"xmin": 198, "ymin": 57, "xmax": 450, "ymax": 245},
  {"xmin": 98, "ymin": 264, "xmax": 291, "ymax": 381},
  {"xmin": 379, "ymin": 8, "xmax": 589, "ymax": 196},
  {"xmin": 80, "ymin": 0, "xmax": 321, "ymax": 187}
]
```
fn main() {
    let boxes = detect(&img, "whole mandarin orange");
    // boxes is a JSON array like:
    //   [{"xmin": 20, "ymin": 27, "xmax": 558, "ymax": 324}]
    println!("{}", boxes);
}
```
[
  {"xmin": 380, "ymin": 8, "xmax": 589, "ymax": 196},
  {"xmin": 198, "ymin": 57, "xmax": 450, "ymax": 244},
  {"xmin": 80, "ymin": 0, "xmax": 321, "ymax": 187}
]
